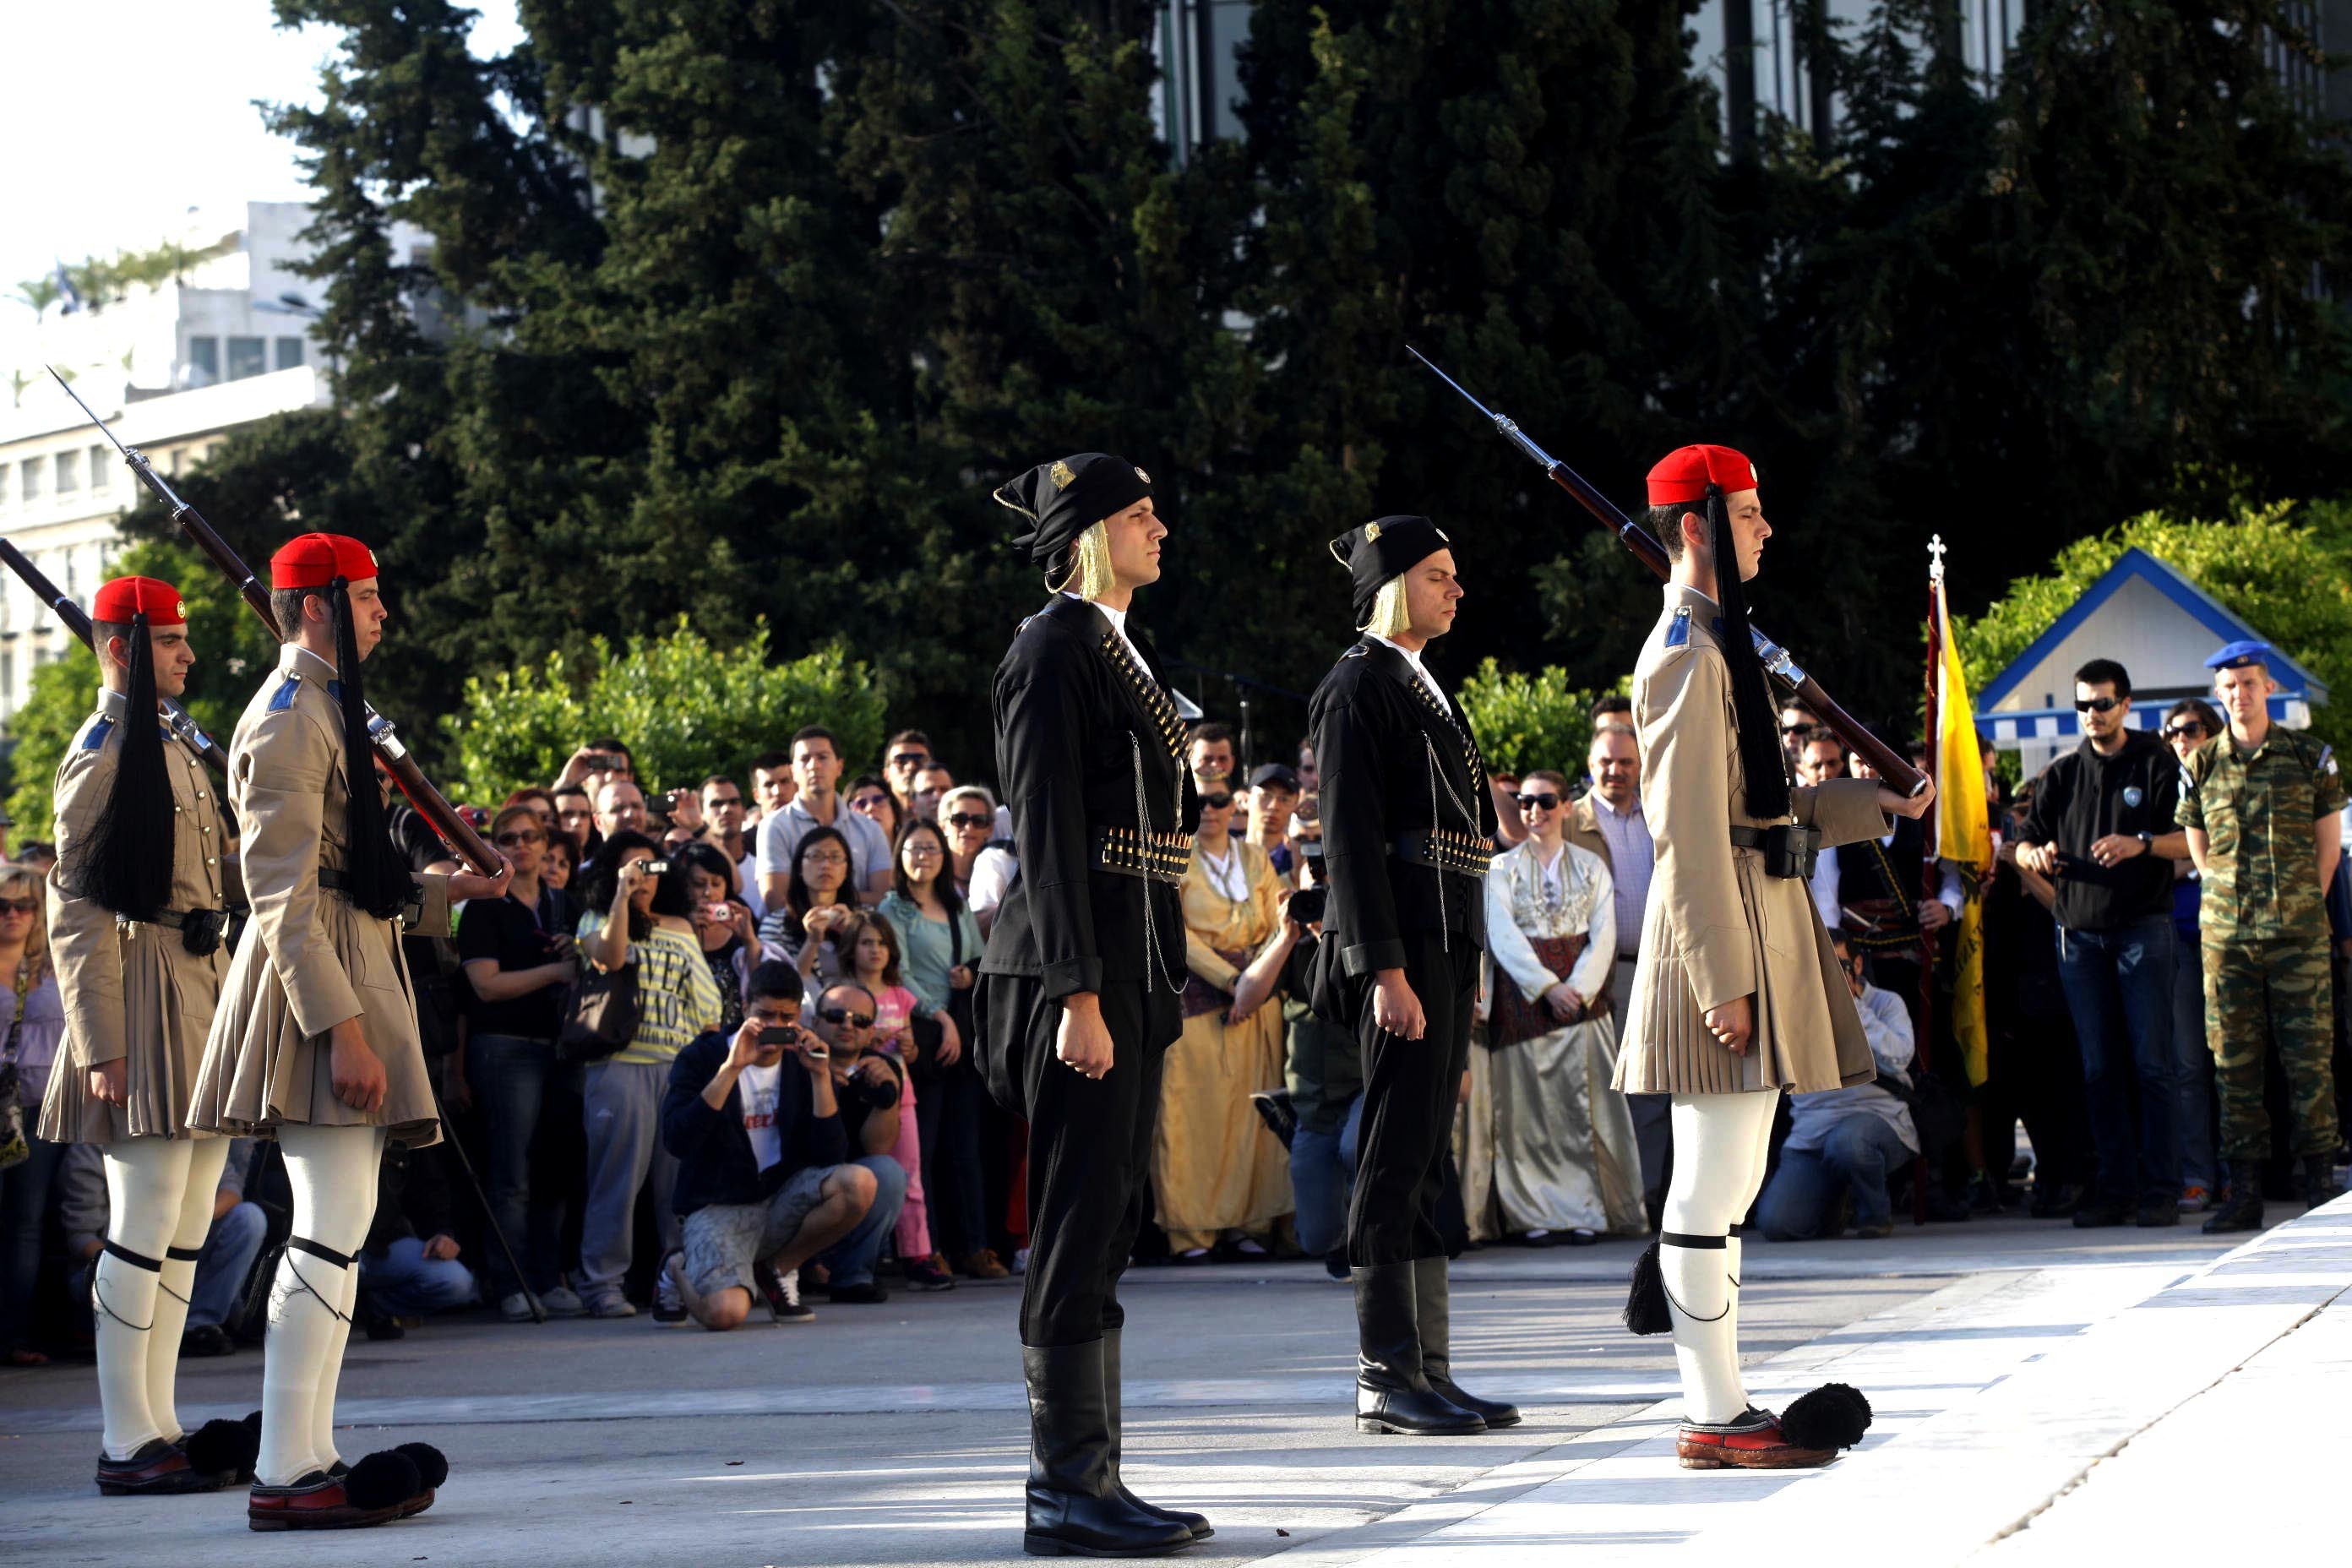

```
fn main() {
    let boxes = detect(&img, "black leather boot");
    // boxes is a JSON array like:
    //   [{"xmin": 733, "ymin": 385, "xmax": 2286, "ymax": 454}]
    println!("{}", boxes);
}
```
[
  {"xmin": 1353, "ymin": 1262, "xmax": 1484, "ymax": 1435},
  {"xmin": 2202, "ymin": 1160, "xmax": 2266, "ymax": 1233},
  {"xmin": 2305, "ymin": 1155, "xmax": 2345, "ymax": 1211},
  {"xmin": 1102, "ymin": 1331, "xmax": 1211, "ymax": 1539},
  {"xmin": 1022, "ymin": 1342, "xmax": 1195, "ymax": 1557},
  {"xmin": 1413, "ymin": 1255, "xmax": 1519, "ymax": 1428}
]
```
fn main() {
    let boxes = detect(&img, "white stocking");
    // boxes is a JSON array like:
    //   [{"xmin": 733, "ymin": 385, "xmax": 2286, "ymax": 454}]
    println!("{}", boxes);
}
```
[
  {"xmin": 258, "ymin": 1124, "xmax": 382, "ymax": 1487},
  {"xmin": 95, "ymin": 1136, "xmax": 196, "ymax": 1461},
  {"xmin": 1661, "ymin": 1093, "xmax": 1780, "ymax": 1424},
  {"xmin": 147, "ymin": 1137, "xmax": 230, "ymax": 1444},
  {"xmin": 308, "ymin": 1131, "xmax": 384, "ymax": 1472}
]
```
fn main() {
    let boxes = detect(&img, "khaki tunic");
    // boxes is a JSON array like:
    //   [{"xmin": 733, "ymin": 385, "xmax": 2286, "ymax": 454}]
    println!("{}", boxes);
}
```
[
  {"xmin": 36, "ymin": 689, "xmax": 235, "ymax": 1143},
  {"xmin": 1614, "ymin": 585, "xmax": 1889, "ymax": 1096},
  {"xmin": 188, "ymin": 645, "xmax": 450, "ymax": 1148}
]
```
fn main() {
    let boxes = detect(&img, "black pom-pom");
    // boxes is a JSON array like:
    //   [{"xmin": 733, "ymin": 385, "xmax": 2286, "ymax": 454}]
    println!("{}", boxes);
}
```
[
  {"xmin": 242, "ymin": 1408, "xmax": 262, "ymax": 1433},
  {"xmin": 343, "ymin": 1450, "xmax": 423, "ymax": 1510},
  {"xmin": 182, "ymin": 1416, "xmax": 261, "ymax": 1475},
  {"xmin": 1778, "ymin": 1383, "xmax": 1874, "ymax": 1451},
  {"xmin": 395, "ymin": 1441, "xmax": 449, "ymax": 1489},
  {"xmin": 1624, "ymin": 1240, "xmax": 1672, "ymax": 1336}
]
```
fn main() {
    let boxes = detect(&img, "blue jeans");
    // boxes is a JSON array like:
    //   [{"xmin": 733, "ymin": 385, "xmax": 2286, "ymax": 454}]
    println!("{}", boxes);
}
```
[
  {"xmin": 818, "ymin": 1155, "xmax": 908, "ymax": 1288},
  {"xmin": 580, "ymin": 1060, "xmax": 680, "ymax": 1304},
  {"xmin": 363, "ymin": 1235, "xmax": 482, "ymax": 1315},
  {"xmin": 190, "ymin": 1201, "xmax": 267, "ymax": 1330},
  {"xmin": 469, "ymin": 1033, "xmax": 580, "ymax": 1298},
  {"xmin": 2169, "ymin": 939, "xmax": 2218, "ymax": 1192},
  {"xmin": 1289, "ymin": 1094, "xmax": 1364, "ymax": 1258},
  {"xmin": 2052, "ymin": 917, "xmax": 2180, "ymax": 1206},
  {"xmin": 0, "ymin": 1130, "xmax": 65, "ymax": 1351},
  {"xmin": 1758, "ymin": 1116, "xmax": 1915, "ymax": 1237}
]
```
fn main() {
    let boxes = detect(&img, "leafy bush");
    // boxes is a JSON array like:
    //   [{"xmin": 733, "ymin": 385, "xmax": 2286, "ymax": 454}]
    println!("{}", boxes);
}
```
[
  {"xmin": 1954, "ymin": 501, "xmax": 2352, "ymax": 758},
  {"xmin": 440, "ymin": 619, "xmax": 887, "ymax": 802},
  {"xmin": 1456, "ymin": 657, "xmax": 1626, "ymax": 778}
]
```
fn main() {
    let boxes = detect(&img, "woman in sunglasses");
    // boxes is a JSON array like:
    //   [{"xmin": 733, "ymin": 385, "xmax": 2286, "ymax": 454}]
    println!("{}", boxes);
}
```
[
  {"xmin": 939, "ymin": 784, "xmax": 1016, "ymax": 938},
  {"xmin": 1153, "ymin": 782, "xmax": 1298, "ymax": 1265},
  {"xmin": 1462, "ymin": 771, "xmax": 1646, "ymax": 1249}
]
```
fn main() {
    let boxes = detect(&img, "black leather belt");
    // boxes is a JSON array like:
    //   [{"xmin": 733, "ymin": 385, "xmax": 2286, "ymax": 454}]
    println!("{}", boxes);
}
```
[
  {"xmin": 318, "ymin": 868, "xmax": 350, "ymax": 894},
  {"xmin": 1392, "ymin": 830, "xmax": 1494, "ymax": 878},
  {"xmin": 1092, "ymin": 827, "xmax": 1191, "ymax": 885},
  {"xmin": 1729, "ymin": 823, "xmax": 1821, "ymax": 879},
  {"xmin": 143, "ymin": 906, "xmax": 229, "ymax": 932}
]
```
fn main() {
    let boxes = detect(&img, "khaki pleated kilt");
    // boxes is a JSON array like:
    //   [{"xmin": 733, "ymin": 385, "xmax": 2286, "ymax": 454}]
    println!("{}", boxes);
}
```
[
  {"xmin": 188, "ymin": 897, "xmax": 441, "ymax": 1149},
  {"xmin": 1614, "ymin": 851, "xmax": 1874, "ymax": 1097},
  {"xmin": 37, "ymin": 925, "xmax": 226, "ymax": 1145}
]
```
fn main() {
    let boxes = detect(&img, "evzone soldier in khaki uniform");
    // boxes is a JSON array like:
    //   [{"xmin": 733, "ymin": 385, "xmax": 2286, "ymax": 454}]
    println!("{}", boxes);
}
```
[
  {"xmin": 188, "ymin": 533, "xmax": 509, "ymax": 1531},
  {"xmin": 38, "ymin": 575, "xmax": 259, "ymax": 1495},
  {"xmin": 1309, "ymin": 516, "xmax": 1518, "ymax": 1436},
  {"xmin": 1614, "ymin": 446, "xmax": 1936, "ymax": 1467}
]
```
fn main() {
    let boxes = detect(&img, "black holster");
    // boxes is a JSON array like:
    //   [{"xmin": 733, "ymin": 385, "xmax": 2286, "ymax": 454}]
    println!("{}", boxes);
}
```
[{"xmin": 1730, "ymin": 823, "xmax": 1820, "ymax": 880}]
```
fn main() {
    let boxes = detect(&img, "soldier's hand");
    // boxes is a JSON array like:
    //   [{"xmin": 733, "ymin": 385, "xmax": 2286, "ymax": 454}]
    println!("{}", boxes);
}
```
[
  {"xmin": 328, "ymin": 1018, "xmax": 389, "ymax": 1113},
  {"xmin": 448, "ymin": 852, "xmax": 514, "ymax": 904},
  {"xmin": 1374, "ymin": 969, "xmax": 1426, "ymax": 1040},
  {"xmin": 1055, "ymin": 994, "xmax": 1113, "ymax": 1081},
  {"xmin": 90, "ymin": 1058, "xmax": 128, "ymax": 1107},
  {"xmin": 1704, "ymin": 994, "xmax": 1755, "ymax": 1055},
  {"xmin": 1878, "ymin": 776, "xmax": 1936, "ymax": 820}
]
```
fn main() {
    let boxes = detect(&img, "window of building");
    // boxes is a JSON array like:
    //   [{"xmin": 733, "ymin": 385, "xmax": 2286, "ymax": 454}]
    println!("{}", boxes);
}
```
[
  {"xmin": 0, "ymin": 463, "xmax": 9, "ymax": 509},
  {"xmin": 185, "ymin": 335, "xmax": 220, "ymax": 387},
  {"xmin": 20, "ymin": 460, "xmax": 43, "ymax": 504},
  {"xmin": 88, "ymin": 444, "xmax": 110, "ymax": 489},
  {"xmin": 226, "ymin": 336, "xmax": 268, "ymax": 380},
  {"xmin": 56, "ymin": 449, "xmax": 80, "ymax": 493},
  {"xmin": 2, "ymin": 652, "xmax": 14, "ymax": 704},
  {"xmin": 275, "ymin": 335, "xmax": 305, "ymax": 371}
]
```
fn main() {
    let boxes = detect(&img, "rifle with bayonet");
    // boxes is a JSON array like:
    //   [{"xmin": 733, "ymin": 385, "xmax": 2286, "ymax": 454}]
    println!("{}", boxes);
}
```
[
  {"xmin": 1407, "ymin": 348, "xmax": 1929, "ymax": 798},
  {"xmin": 0, "ymin": 536, "xmax": 231, "ymax": 779},
  {"xmin": 46, "ymin": 368, "xmax": 503, "ymax": 874}
]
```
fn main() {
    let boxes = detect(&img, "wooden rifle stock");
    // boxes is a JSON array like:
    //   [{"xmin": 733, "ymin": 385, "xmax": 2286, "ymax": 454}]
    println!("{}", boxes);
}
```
[
  {"xmin": 1407, "ymin": 350, "xmax": 1929, "ymax": 798},
  {"xmin": 0, "ymin": 536, "xmax": 230, "ymax": 778},
  {"xmin": 45, "ymin": 370, "xmax": 501, "ymax": 874}
]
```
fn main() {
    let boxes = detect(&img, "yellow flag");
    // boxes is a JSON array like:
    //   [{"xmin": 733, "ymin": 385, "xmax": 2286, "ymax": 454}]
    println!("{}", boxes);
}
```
[{"xmin": 1930, "ymin": 576, "xmax": 1991, "ymax": 1084}]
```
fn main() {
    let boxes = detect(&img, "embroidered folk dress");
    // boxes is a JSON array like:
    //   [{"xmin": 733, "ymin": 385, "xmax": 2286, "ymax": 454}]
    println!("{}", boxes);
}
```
[{"xmin": 1457, "ymin": 838, "xmax": 1646, "ymax": 1239}]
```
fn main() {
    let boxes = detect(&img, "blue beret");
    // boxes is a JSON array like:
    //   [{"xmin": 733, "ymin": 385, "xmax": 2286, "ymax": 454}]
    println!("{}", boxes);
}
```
[{"xmin": 2204, "ymin": 640, "xmax": 2273, "ymax": 671}]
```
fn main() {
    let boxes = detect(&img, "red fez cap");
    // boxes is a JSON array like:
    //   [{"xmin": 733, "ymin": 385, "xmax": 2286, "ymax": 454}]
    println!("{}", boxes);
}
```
[
  {"xmin": 92, "ymin": 576, "xmax": 187, "ymax": 627},
  {"xmin": 270, "ymin": 532, "xmax": 379, "ymax": 591},
  {"xmin": 1646, "ymin": 444, "xmax": 1761, "ymax": 507}
]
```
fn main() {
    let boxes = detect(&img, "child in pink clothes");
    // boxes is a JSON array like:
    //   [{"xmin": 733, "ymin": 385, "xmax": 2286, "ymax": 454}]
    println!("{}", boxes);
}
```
[{"xmin": 842, "ymin": 912, "xmax": 951, "ymax": 1289}]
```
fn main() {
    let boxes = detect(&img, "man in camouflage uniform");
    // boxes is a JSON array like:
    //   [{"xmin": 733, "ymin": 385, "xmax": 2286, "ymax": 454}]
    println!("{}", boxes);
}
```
[{"xmin": 2177, "ymin": 640, "xmax": 2347, "ymax": 1233}]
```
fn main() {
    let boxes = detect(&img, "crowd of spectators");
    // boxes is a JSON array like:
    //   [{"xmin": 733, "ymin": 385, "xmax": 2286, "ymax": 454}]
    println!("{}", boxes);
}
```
[{"xmin": 3, "ymin": 643, "xmax": 2349, "ymax": 1362}]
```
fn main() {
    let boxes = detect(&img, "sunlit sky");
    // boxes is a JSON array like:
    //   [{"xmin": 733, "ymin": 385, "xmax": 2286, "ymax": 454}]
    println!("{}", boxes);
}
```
[{"xmin": 0, "ymin": 0, "xmax": 521, "ymax": 327}]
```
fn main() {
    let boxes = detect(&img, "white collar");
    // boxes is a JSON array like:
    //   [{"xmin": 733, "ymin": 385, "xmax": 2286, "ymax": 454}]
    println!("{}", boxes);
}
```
[
  {"xmin": 1370, "ymin": 633, "xmax": 1429, "ymax": 673},
  {"xmin": 1064, "ymin": 591, "xmax": 1129, "ymax": 635},
  {"xmin": 280, "ymin": 643, "xmax": 340, "ymax": 682}
]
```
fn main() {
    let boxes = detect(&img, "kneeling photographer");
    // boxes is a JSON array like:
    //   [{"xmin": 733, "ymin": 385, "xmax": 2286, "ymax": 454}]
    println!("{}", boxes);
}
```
[
  {"xmin": 661, "ymin": 963, "xmax": 874, "ymax": 1329},
  {"xmin": 804, "ymin": 980, "xmax": 911, "ymax": 1304}
]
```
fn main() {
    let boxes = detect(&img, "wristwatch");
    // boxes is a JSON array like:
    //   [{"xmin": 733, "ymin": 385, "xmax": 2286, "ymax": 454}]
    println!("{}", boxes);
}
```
[{"xmin": 2135, "ymin": 831, "xmax": 2153, "ymax": 851}]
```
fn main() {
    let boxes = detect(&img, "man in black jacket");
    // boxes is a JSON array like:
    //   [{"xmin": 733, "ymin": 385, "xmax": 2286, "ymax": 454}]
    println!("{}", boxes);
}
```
[
  {"xmin": 660, "ymin": 963, "xmax": 873, "ymax": 1330},
  {"xmin": 975, "ymin": 453, "xmax": 1203, "ymax": 1558},
  {"xmin": 1309, "ymin": 515, "xmax": 1513, "ymax": 1438},
  {"xmin": 2015, "ymin": 658, "xmax": 2190, "ymax": 1227}
]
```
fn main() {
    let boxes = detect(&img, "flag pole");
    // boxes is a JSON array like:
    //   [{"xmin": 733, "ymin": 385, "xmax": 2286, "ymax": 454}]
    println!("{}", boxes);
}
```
[{"xmin": 1916, "ymin": 538, "xmax": 1949, "ymax": 1226}]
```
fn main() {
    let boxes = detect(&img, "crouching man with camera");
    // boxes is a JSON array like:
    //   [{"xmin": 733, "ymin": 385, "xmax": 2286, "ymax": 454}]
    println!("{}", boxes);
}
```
[{"xmin": 660, "ymin": 962, "xmax": 888, "ymax": 1328}]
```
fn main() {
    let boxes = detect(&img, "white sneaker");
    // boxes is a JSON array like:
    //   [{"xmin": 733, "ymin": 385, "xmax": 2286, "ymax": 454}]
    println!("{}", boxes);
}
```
[
  {"xmin": 541, "ymin": 1285, "xmax": 585, "ymax": 1317},
  {"xmin": 499, "ymin": 1291, "xmax": 535, "ymax": 1322},
  {"xmin": 588, "ymin": 1294, "xmax": 637, "ymax": 1319}
]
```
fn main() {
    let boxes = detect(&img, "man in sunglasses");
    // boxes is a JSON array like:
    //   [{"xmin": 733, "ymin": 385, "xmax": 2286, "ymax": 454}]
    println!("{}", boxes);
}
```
[
  {"xmin": 804, "ymin": 982, "xmax": 911, "ymax": 1302},
  {"xmin": 2015, "ymin": 657, "xmax": 2190, "ymax": 1228}
]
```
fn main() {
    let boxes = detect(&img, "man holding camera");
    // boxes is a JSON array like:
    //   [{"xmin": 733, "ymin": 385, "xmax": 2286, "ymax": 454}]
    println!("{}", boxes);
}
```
[
  {"xmin": 660, "ymin": 963, "xmax": 877, "ymax": 1329},
  {"xmin": 803, "ymin": 980, "xmax": 911, "ymax": 1303}
]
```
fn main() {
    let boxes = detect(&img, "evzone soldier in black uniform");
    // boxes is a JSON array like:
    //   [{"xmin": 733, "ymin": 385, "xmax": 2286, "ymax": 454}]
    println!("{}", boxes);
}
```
[
  {"xmin": 1309, "ymin": 516, "xmax": 1518, "ymax": 1435},
  {"xmin": 188, "ymin": 534, "xmax": 509, "ymax": 1530},
  {"xmin": 1614, "ymin": 446, "xmax": 1935, "ymax": 1467},
  {"xmin": 38, "ymin": 576, "xmax": 259, "ymax": 1495},
  {"xmin": 977, "ymin": 455, "xmax": 1209, "ymax": 1556}
]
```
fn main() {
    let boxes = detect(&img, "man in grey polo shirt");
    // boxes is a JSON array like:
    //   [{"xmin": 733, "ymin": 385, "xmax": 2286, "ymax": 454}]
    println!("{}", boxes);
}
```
[
  {"xmin": 758, "ymin": 726, "xmax": 893, "ymax": 910},
  {"xmin": 1565, "ymin": 721, "xmax": 1670, "ymax": 1222}
]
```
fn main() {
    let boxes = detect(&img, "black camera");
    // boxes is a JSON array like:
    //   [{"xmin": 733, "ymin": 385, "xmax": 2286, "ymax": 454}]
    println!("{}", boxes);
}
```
[
  {"xmin": 840, "ymin": 1066, "xmax": 902, "ymax": 1111},
  {"xmin": 1288, "ymin": 886, "xmax": 1328, "ymax": 925}
]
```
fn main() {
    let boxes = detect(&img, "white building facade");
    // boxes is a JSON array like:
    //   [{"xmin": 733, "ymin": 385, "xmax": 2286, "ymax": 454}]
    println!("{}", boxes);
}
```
[{"xmin": 0, "ymin": 202, "xmax": 335, "ymax": 727}]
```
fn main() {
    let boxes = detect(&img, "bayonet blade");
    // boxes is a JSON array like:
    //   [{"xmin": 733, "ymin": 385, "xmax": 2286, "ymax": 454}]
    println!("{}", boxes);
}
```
[
  {"xmin": 1406, "ymin": 346, "xmax": 1505, "ymax": 423},
  {"xmin": 47, "ymin": 367, "xmax": 131, "ymax": 455}
]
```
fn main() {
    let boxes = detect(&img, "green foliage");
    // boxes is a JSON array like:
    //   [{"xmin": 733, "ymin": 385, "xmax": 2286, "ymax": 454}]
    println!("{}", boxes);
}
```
[
  {"xmin": 1954, "ymin": 501, "xmax": 2352, "ymax": 758},
  {"xmin": 441, "ymin": 620, "xmax": 886, "ymax": 803},
  {"xmin": 1456, "ymin": 659, "xmax": 1627, "ymax": 778},
  {"xmin": 5, "ymin": 648, "xmax": 98, "ymax": 843}
]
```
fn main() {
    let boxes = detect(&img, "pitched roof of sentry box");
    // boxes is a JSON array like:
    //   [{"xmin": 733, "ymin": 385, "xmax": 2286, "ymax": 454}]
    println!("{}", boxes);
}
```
[{"xmin": 1976, "ymin": 547, "xmax": 2325, "ymax": 743}]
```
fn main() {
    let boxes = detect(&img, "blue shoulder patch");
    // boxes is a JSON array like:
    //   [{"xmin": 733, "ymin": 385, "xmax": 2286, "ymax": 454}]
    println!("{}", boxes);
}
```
[
  {"xmin": 1663, "ymin": 606, "xmax": 1691, "ymax": 649},
  {"xmin": 267, "ymin": 674, "xmax": 301, "ymax": 713},
  {"xmin": 81, "ymin": 716, "xmax": 116, "ymax": 752}
]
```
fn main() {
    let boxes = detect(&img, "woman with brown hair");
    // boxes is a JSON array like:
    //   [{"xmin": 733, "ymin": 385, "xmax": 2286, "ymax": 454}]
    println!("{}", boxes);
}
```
[{"xmin": 0, "ymin": 863, "xmax": 65, "ymax": 1365}]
